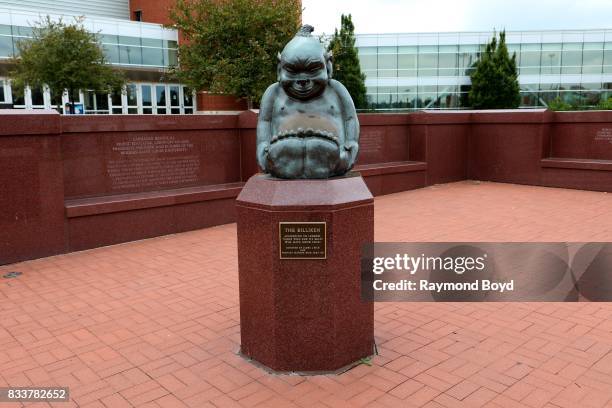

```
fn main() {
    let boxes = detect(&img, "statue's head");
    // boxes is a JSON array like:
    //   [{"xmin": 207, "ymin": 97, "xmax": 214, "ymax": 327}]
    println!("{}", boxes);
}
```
[{"xmin": 278, "ymin": 25, "xmax": 333, "ymax": 101}]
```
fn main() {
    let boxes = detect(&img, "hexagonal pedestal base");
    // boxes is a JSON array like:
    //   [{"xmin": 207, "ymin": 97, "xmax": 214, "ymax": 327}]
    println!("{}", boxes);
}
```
[{"xmin": 236, "ymin": 174, "xmax": 374, "ymax": 373}]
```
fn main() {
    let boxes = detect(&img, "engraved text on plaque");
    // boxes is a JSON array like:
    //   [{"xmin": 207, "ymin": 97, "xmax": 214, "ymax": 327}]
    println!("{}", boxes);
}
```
[{"xmin": 279, "ymin": 222, "xmax": 326, "ymax": 259}]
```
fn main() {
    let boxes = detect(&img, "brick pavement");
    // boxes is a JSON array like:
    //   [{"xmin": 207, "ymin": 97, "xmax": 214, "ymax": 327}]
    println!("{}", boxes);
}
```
[{"xmin": 1, "ymin": 181, "xmax": 612, "ymax": 408}]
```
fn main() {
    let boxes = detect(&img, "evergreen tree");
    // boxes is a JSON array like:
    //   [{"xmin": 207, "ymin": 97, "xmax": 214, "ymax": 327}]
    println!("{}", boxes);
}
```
[
  {"xmin": 468, "ymin": 31, "xmax": 521, "ymax": 109},
  {"xmin": 327, "ymin": 14, "xmax": 367, "ymax": 109}
]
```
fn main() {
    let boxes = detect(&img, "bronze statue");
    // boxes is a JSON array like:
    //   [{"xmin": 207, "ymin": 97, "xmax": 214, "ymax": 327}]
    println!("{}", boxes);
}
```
[{"xmin": 256, "ymin": 25, "xmax": 360, "ymax": 179}]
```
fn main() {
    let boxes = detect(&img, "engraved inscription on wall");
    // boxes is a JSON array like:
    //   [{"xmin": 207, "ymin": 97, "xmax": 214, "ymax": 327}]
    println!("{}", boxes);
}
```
[
  {"xmin": 359, "ymin": 130, "xmax": 384, "ymax": 155},
  {"xmin": 107, "ymin": 135, "xmax": 200, "ymax": 191},
  {"xmin": 595, "ymin": 128, "xmax": 612, "ymax": 144}
]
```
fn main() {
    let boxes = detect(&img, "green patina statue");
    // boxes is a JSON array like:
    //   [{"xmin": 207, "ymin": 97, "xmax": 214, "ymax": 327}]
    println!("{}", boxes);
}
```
[{"xmin": 257, "ymin": 25, "xmax": 360, "ymax": 179}]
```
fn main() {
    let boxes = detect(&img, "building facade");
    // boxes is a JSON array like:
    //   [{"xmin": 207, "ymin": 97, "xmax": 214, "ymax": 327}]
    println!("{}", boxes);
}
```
[
  {"xmin": 1, "ymin": 0, "xmax": 611, "ymax": 113},
  {"xmin": 0, "ymin": 0, "xmax": 196, "ymax": 114},
  {"xmin": 356, "ymin": 29, "xmax": 612, "ymax": 110}
]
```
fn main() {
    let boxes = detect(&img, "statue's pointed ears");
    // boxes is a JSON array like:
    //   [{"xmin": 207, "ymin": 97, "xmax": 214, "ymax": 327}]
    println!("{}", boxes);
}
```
[
  {"xmin": 277, "ymin": 52, "xmax": 282, "ymax": 61},
  {"xmin": 326, "ymin": 50, "xmax": 333, "ymax": 60}
]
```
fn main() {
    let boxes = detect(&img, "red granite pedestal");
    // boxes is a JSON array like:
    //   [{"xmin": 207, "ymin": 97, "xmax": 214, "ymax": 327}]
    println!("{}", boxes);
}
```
[{"xmin": 236, "ymin": 174, "xmax": 375, "ymax": 373}]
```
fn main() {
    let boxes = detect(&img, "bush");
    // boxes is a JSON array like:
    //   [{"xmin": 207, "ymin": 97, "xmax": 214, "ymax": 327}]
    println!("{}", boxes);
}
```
[
  {"xmin": 547, "ymin": 97, "xmax": 574, "ymax": 111},
  {"xmin": 597, "ymin": 96, "xmax": 612, "ymax": 110}
]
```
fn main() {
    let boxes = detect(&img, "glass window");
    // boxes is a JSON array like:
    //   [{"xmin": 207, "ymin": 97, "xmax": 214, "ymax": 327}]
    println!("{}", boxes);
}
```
[
  {"xmin": 561, "ymin": 43, "xmax": 582, "ymax": 74},
  {"xmin": 363, "ymin": 69, "xmax": 376, "ymax": 79},
  {"xmin": 439, "ymin": 45, "xmax": 457, "ymax": 54},
  {"xmin": 507, "ymin": 44, "xmax": 521, "ymax": 58},
  {"xmin": 118, "ymin": 36, "xmax": 140, "ymax": 46},
  {"xmin": 540, "ymin": 83, "xmax": 560, "ymax": 91},
  {"xmin": 96, "ymin": 93, "xmax": 108, "ymax": 112},
  {"xmin": 183, "ymin": 87, "xmax": 193, "ymax": 106},
  {"xmin": 418, "ymin": 56, "xmax": 438, "ymax": 76},
  {"xmin": 142, "ymin": 38, "xmax": 163, "ymax": 48},
  {"xmin": 561, "ymin": 52, "xmax": 582, "ymax": 73},
  {"xmin": 156, "ymin": 85, "xmax": 166, "ymax": 114},
  {"xmin": 31, "ymin": 86, "xmax": 44, "ymax": 106},
  {"xmin": 418, "ymin": 47, "xmax": 438, "ymax": 76},
  {"xmin": 358, "ymin": 46, "xmax": 377, "ymax": 55},
  {"xmin": 166, "ymin": 49, "xmax": 178, "ymax": 66},
  {"xmin": 14, "ymin": 26, "xmax": 32, "ymax": 37},
  {"xmin": 559, "ymin": 83, "xmax": 582, "ymax": 91},
  {"xmin": 398, "ymin": 45, "xmax": 417, "ymax": 54},
  {"xmin": 584, "ymin": 42, "xmax": 603, "ymax": 50},
  {"xmin": 541, "ymin": 50, "xmax": 561, "ymax": 75},
  {"xmin": 540, "ymin": 91, "xmax": 559, "ymax": 105},
  {"xmin": 0, "ymin": 35, "xmax": 13, "ymax": 57},
  {"xmin": 99, "ymin": 34, "xmax": 118, "ymax": 45},
  {"xmin": 142, "ymin": 47, "xmax": 164, "ymax": 66},
  {"xmin": 378, "ymin": 46, "xmax": 396, "ymax": 55},
  {"xmin": 359, "ymin": 54, "xmax": 377, "ymax": 70},
  {"xmin": 560, "ymin": 91, "xmax": 582, "ymax": 106},
  {"xmin": 142, "ymin": 85, "xmax": 153, "ymax": 114},
  {"xmin": 605, "ymin": 50, "xmax": 612, "ymax": 74},
  {"xmin": 84, "ymin": 90, "xmax": 95, "ymax": 111},
  {"xmin": 459, "ymin": 45, "xmax": 478, "ymax": 75},
  {"xmin": 438, "ymin": 52, "xmax": 458, "ymax": 76},
  {"xmin": 0, "ymin": 24, "xmax": 11, "ymax": 35},
  {"xmin": 126, "ymin": 84, "xmax": 137, "ymax": 114},
  {"xmin": 520, "ymin": 44, "xmax": 541, "ymax": 75},
  {"xmin": 378, "ymin": 86, "xmax": 397, "ymax": 94},
  {"xmin": 126, "ymin": 84, "xmax": 137, "ymax": 105},
  {"xmin": 103, "ymin": 44, "xmax": 120, "ymax": 64},
  {"xmin": 398, "ymin": 53, "xmax": 416, "ymax": 69},
  {"xmin": 397, "ymin": 93, "xmax": 417, "ymax": 109},
  {"xmin": 142, "ymin": 85, "xmax": 152, "ymax": 106},
  {"xmin": 170, "ymin": 85, "xmax": 180, "ymax": 113},
  {"xmin": 417, "ymin": 94, "xmax": 436, "ymax": 108},
  {"xmin": 398, "ymin": 54, "xmax": 417, "ymax": 77},
  {"xmin": 110, "ymin": 89, "xmax": 122, "ymax": 113},
  {"xmin": 377, "ymin": 54, "xmax": 397, "ymax": 77},
  {"xmin": 439, "ymin": 93, "xmax": 460, "ymax": 109},
  {"xmin": 119, "ymin": 46, "xmax": 142, "ymax": 65},
  {"xmin": 581, "ymin": 83, "xmax": 602, "ymax": 91},
  {"xmin": 11, "ymin": 38, "xmax": 26, "ymax": 57},
  {"xmin": 418, "ymin": 85, "xmax": 437, "ymax": 94},
  {"xmin": 520, "ymin": 92, "xmax": 539, "ymax": 108},
  {"xmin": 582, "ymin": 49, "xmax": 603, "ymax": 74}
]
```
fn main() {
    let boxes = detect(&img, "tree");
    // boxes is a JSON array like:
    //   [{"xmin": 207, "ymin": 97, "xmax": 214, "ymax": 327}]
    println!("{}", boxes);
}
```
[
  {"xmin": 9, "ymin": 16, "xmax": 124, "ymax": 113},
  {"xmin": 468, "ymin": 31, "xmax": 521, "ymax": 109},
  {"xmin": 327, "ymin": 14, "xmax": 367, "ymax": 110},
  {"xmin": 169, "ymin": 0, "xmax": 301, "ymax": 109}
]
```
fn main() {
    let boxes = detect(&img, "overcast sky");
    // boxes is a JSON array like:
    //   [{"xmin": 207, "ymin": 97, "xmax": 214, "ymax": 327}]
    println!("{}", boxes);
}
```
[{"xmin": 302, "ymin": 0, "xmax": 612, "ymax": 36}]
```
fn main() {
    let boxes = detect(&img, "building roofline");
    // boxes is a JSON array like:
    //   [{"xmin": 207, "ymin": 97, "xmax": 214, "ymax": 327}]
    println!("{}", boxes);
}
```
[{"xmin": 354, "ymin": 27, "xmax": 612, "ymax": 37}]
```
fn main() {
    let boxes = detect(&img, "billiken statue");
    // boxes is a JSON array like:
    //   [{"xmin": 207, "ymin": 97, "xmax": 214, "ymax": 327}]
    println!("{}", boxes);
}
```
[{"xmin": 256, "ymin": 25, "xmax": 360, "ymax": 179}]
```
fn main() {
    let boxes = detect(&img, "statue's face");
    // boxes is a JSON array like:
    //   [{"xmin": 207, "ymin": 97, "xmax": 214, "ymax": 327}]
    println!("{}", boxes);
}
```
[{"xmin": 279, "ymin": 39, "xmax": 330, "ymax": 101}]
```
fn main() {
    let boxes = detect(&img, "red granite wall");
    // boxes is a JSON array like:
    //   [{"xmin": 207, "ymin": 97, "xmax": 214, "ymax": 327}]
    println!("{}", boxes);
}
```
[
  {"xmin": 1, "ymin": 110, "xmax": 611, "ymax": 265},
  {"xmin": 0, "ymin": 111, "xmax": 66, "ymax": 265}
]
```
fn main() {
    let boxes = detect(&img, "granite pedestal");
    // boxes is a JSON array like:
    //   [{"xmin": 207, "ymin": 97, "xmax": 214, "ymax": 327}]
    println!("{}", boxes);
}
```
[{"xmin": 236, "ymin": 174, "xmax": 374, "ymax": 373}]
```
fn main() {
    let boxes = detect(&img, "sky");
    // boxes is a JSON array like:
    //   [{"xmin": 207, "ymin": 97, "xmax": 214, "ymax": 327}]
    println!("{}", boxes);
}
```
[{"xmin": 301, "ymin": 0, "xmax": 612, "ymax": 36}]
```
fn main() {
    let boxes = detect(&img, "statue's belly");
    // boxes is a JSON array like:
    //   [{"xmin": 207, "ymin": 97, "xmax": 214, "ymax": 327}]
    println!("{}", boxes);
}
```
[{"xmin": 268, "ymin": 113, "xmax": 344, "ymax": 178}]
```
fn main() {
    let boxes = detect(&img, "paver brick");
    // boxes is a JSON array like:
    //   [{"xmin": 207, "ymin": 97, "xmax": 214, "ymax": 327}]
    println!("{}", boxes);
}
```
[{"xmin": 0, "ymin": 182, "xmax": 611, "ymax": 407}]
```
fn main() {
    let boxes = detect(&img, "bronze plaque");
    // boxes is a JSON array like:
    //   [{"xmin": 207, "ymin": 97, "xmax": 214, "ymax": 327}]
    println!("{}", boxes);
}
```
[{"xmin": 279, "ymin": 222, "xmax": 327, "ymax": 259}]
